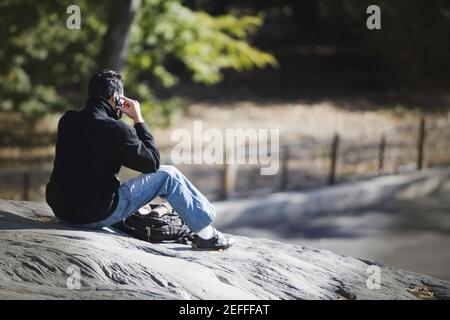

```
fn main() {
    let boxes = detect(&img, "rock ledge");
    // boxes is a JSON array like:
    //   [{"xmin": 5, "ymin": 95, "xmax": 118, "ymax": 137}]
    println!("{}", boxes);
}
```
[{"xmin": 0, "ymin": 200, "xmax": 449, "ymax": 300}]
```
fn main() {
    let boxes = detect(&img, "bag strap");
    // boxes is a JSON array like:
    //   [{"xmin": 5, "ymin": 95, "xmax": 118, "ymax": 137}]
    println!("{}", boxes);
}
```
[{"xmin": 149, "ymin": 202, "xmax": 174, "ymax": 217}]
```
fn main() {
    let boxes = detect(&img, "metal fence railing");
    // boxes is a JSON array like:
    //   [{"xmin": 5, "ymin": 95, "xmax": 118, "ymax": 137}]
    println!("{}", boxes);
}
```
[{"xmin": 0, "ymin": 116, "xmax": 449, "ymax": 201}]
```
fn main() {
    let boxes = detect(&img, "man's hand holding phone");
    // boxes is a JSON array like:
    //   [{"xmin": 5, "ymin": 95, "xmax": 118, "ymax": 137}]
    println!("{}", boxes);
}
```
[{"xmin": 118, "ymin": 96, "xmax": 144, "ymax": 124}]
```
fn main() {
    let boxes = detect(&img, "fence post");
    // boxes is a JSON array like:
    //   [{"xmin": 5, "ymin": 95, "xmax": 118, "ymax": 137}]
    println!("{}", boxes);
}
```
[
  {"xmin": 417, "ymin": 116, "xmax": 426, "ymax": 170},
  {"xmin": 220, "ymin": 148, "xmax": 237, "ymax": 200},
  {"xmin": 279, "ymin": 146, "xmax": 290, "ymax": 191},
  {"xmin": 328, "ymin": 134, "xmax": 340, "ymax": 185},
  {"xmin": 378, "ymin": 134, "xmax": 386, "ymax": 175},
  {"xmin": 22, "ymin": 172, "xmax": 30, "ymax": 201}
]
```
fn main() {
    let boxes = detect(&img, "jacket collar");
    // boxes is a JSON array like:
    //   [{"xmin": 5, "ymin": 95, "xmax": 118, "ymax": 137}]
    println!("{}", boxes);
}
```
[{"xmin": 83, "ymin": 95, "xmax": 119, "ymax": 120}]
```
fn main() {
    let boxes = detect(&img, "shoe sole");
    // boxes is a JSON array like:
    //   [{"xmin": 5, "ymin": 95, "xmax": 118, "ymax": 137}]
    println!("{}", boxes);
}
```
[{"xmin": 192, "ymin": 241, "xmax": 234, "ymax": 251}]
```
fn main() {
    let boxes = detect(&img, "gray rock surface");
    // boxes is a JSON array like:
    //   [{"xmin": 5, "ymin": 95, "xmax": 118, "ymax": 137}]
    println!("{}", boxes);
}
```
[{"xmin": 0, "ymin": 199, "xmax": 449, "ymax": 299}]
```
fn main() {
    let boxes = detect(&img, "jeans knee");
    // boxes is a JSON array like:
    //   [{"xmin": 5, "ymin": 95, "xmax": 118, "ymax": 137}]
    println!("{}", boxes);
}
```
[{"xmin": 158, "ymin": 165, "xmax": 181, "ymax": 179}]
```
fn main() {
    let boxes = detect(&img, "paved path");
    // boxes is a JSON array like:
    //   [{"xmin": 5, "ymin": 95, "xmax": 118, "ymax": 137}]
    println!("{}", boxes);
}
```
[{"xmin": 214, "ymin": 167, "xmax": 450, "ymax": 279}]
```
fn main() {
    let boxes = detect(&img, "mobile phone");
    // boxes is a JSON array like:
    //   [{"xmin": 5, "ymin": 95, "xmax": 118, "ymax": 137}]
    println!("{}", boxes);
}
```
[
  {"xmin": 114, "ymin": 95, "xmax": 122, "ymax": 107},
  {"xmin": 114, "ymin": 95, "xmax": 123, "ymax": 119}
]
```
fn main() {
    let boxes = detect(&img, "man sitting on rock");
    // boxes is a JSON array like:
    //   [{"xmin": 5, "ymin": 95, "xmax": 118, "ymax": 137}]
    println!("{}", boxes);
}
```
[{"xmin": 45, "ymin": 70, "xmax": 234, "ymax": 250}]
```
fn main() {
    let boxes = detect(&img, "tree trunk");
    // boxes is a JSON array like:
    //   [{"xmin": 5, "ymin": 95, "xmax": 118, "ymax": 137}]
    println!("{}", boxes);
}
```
[{"xmin": 97, "ymin": 0, "xmax": 142, "ymax": 72}]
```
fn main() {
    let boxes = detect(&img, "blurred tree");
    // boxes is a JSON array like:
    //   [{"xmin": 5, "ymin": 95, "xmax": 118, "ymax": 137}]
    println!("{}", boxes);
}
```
[
  {"xmin": 272, "ymin": 0, "xmax": 450, "ymax": 93},
  {"xmin": 0, "ymin": 0, "xmax": 276, "ymax": 126},
  {"xmin": 126, "ymin": 0, "xmax": 277, "ymax": 125},
  {"xmin": 3, "ymin": 0, "xmax": 447, "ymax": 127},
  {"xmin": 97, "ymin": 0, "xmax": 141, "ymax": 71},
  {"xmin": 190, "ymin": 0, "xmax": 450, "ymax": 100},
  {"xmin": 302, "ymin": 0, "xmax": 450, "ymax": 92},
  {"xmin": 357, "ymin": 0, "xmax": 450, "ymax": 92},
  {"xmin": 0, "ymin": 0, "xmax": 107, "ymax": 124}
]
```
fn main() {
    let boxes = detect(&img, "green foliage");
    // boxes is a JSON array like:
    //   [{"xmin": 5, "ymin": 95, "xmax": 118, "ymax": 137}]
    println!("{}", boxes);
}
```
[
  {"xmin": 126, "ymin": 0, "xmax": 277, "ymax": 125},
  {"xmin": 0, "ymin": 0, "xmax": 107, "ymax": 122},
  {"xmin": 0, "ymin": 0, "xmax": 276, "ymax": 125},
  {"xmin": 129, "ymin": 0, "xmax": 276, "ymax": 86}
]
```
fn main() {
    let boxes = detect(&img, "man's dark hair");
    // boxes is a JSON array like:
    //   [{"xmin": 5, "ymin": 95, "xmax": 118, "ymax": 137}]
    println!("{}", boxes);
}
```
[{"xmin": 88, "ymin": 70, "xmax": 123, "ymax": 99}]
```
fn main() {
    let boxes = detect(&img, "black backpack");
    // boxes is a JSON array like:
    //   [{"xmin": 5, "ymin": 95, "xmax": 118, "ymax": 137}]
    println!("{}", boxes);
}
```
[{"xmin": 113, "ymin": 204, "xmax": 194, "ymax": 244}]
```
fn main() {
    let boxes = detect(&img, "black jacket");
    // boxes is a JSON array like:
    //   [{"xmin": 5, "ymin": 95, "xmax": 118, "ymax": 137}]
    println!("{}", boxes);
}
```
[{"xmin": 46, "ymin": 96, "xmax": 160, "ymax": 224}]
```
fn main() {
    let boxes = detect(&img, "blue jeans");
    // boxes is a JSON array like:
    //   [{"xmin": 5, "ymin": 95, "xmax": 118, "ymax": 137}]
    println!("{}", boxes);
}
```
[{"xmin": 67, "ymin": 165, "xmax": 216, "ymax": 233}]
